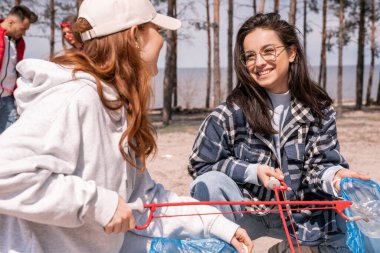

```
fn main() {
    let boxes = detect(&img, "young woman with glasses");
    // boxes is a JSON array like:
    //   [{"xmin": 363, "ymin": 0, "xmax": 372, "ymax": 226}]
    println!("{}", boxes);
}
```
[
  {"xmin": 0, "ymin": 0, "xmax": 253, "ymax": 252},
  {"xmin": 188, "ymin": 13, "xmax": 369, "ymax": 252}
]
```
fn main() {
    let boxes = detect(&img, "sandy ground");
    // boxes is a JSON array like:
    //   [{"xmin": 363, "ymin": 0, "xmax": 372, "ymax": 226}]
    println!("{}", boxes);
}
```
[{"xmin": 147, "ymin": 106, "xmax": 380, "ymax": 252}]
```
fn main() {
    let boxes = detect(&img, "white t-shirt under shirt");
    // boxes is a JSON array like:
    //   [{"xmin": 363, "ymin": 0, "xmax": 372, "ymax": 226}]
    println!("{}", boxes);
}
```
[
  {"xmin": 243, "ymin": 91, "xmax": 291, "ymax": 185},
  {"xmin": 267, "ymin": 90, "xmax": 291, "ymax": 167},
  {"xmin": 0, "ymin": 36, "xmax": 18, "ymax": 97}
]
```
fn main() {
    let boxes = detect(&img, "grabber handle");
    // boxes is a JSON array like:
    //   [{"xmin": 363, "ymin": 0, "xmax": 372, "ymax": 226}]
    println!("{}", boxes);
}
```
[
  {"xmin": 268, "ymin": 176, "xmax": 281, "ymax": 190},
  {"xmin": 128, "ymin": 198, "xmax": 144, "ymax": 213}
]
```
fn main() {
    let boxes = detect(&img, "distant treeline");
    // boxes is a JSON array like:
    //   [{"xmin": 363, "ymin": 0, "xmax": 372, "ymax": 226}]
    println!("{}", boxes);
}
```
[{"xmin": 1, "ymin": 0, "xmax": 379, "ymax": 123}]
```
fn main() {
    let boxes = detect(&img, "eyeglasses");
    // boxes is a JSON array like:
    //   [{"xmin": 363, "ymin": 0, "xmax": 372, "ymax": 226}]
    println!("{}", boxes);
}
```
[{"xmin": 241, "ymin": 44, "xmax": 288, "ymax": 67}]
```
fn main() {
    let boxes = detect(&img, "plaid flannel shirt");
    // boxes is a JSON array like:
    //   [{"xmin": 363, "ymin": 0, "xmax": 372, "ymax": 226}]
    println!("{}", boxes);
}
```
[{"xmin": 188, "ymin": 99, "xmax": 349, "ymax": 245}]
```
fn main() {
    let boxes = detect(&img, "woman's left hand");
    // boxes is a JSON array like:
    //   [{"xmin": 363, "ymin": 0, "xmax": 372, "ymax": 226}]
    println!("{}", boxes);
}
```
[
  {"xmin": 332, "ymin": 169, "xmax": 371, "ymax": 192},
  {"xmin": 230, "ymin": 227, "xmax": 254, "ymax": 253}
]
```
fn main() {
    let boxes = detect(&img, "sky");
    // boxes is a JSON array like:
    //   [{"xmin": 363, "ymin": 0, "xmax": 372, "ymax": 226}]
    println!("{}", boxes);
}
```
[{"xmin": 22, "ymin": 0, "xmax": 380, "ymax": 69}]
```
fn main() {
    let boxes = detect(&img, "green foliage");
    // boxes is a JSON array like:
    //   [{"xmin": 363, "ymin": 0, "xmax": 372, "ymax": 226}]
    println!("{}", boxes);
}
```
[
  {"xmin": 325, "ymin": 0, "xmax": 379, "ymax": 56},
  {"xmin": 0, "ymin": 1, "xmax": 13, "ymax": 18},
  {"xmin": 151, "ymin": 0, "xmax": 167, "ymax": 5},
  {"xmin": 0, "ymin": 0, "xmax": 77, "ymax": 37},
  {"xmin": 308, "ymin": 0, "xmax": 320, "ymax": 13},
  {"xmin": 20, "ymin": 0, "xmax": 76, "ymax": 38}
]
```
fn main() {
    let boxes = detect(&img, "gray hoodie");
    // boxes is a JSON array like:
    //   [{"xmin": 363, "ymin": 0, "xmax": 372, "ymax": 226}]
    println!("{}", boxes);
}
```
[{"xmin": 0, "ymin": 59, "xmax": 238, "ymax": 253}]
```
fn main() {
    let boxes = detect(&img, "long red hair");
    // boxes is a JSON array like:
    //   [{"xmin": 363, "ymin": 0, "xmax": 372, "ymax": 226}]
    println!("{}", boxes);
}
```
[{"xmin": 52, "ymin": 18, "xmax": 157, "ymax": 170}]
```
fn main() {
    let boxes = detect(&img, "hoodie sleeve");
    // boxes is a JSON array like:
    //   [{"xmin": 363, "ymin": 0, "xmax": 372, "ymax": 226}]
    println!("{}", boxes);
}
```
[
  {"xmin": 127, "ymin": 170, "xmax": 239, "ymax": 244},
  {"xmin": 0, "ymin": 83, "xmax": 119, "ymax": 228}
]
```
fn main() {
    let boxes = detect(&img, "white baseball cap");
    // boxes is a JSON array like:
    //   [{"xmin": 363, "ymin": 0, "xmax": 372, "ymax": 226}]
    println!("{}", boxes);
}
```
[{"xmin": 79, "ymin": 0, "xmax": 181, "ymax": 41}]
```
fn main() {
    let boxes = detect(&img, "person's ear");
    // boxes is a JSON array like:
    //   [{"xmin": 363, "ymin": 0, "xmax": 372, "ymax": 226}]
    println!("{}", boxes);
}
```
[
  {"xmin": 130, "ymin": 26, "xmax": 140, "ymax": 49},
  {"xmin": 8, "ymin": 18, "xmax": 15, "ymax": 26},
  {"xmin": 288, "ymin": 45, "xmax": 297, "ymax": 63}
]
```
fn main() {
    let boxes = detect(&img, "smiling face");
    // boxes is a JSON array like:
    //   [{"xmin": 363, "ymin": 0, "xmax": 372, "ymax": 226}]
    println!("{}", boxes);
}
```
[
  {"xmin": 138, "ymin": 23, "xmax": 164, "ymax": 76},
  {"xmin": 243, "ymin": 28, "xmax": 296, "ymax": 93}
]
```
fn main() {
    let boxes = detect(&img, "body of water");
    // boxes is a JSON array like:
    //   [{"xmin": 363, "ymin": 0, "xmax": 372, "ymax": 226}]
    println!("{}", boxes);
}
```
[{"xmin": 151, "ymin": 65, "xmax": 380, "ymax": 109}]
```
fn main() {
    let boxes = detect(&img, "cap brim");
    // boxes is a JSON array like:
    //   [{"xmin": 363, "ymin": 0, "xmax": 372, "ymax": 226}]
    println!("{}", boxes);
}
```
[{"xmin": 151, "ymin": 13, "xmax": 181, "ymax": 30}]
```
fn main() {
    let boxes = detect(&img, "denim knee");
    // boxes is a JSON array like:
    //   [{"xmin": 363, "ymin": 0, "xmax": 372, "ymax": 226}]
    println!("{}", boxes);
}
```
[
  {"xmin": 190, "ymin": 171, "xmax": 244, "ymax": 221},
  {"xmin": 190, "ymin": 171, "xmax": 242, "ymax": 201},
  {"xmin": 0, "ymin": 96, "xmax": 17, "ymax": 133}
]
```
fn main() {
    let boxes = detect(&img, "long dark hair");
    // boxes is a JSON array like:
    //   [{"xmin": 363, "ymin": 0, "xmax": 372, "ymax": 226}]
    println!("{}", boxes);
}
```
[{"xmin": 227, "ymin": 13, "xmax": 332, "ymax": 134}]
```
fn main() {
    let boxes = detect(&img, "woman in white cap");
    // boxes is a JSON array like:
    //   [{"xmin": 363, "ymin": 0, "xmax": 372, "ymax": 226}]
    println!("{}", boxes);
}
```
[{"xmin": 0, "ymin": 0, "xmax": 253, "ymax": 252}]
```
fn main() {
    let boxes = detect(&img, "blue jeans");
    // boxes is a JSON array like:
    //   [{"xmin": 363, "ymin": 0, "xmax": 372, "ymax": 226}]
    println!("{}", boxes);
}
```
[
  {"xmin": 0, "ymin": 95, "xmax": 18, "ymax": 134},
  {"xmin": 190, "ymin": 171, "xmax": 351, "ymax": 253}
]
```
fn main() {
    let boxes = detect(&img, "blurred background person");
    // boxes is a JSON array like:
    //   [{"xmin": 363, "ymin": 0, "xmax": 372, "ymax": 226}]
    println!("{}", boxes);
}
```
[
  {"xmin": 0, "ymin": 5, "xmax": 38, "ymax": 134},
  {"xmin": 60, "ymin": 15, "xmax": 82, "ymax": 50}
]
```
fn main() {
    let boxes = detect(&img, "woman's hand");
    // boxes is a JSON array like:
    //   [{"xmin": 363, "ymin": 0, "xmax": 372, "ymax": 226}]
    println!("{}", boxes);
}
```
[
  {"xmin": 104, "ymin": 197, "xmax": 135, "ymax": 234},
  {"xmin": 230, "ymin": 227, "xmax": 254, "ymax": 253},
  {"xmin": 257, "ymin": 165, "xmax": 284, "ymax": 189},
  {"xmin": 332, "ymin": 169, "xmax": 371, "ymax": 192}
]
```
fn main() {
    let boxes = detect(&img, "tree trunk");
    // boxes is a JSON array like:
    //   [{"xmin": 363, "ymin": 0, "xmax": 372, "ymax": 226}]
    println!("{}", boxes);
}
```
[
  {"xmin": 288, "ymin": 0, "xmax": 297, "ymax": 25},
  {"xmin": 377, "ymin": 68, "xmax": 380, "ymax": 104},
  {"xmin": 15, "ymin": 0, "xmax": 21, "ymax": 5},
  {"xmin": 365, "ymin": 0, "xmax": 375, "ymax": 106},
  {"xmin": 303, "ymin": 0, "xmax": 307, "ymax": 57},
  {"xmin": 322, "ymin": 54, "xmax": 326, "ymax": 90},
  {"xmin": 213, "ymin": 0, "xmax": 221, "ymax": 107},
  {"xmin": 337, "ymin": 0, "xmax": 344, "ymax": 118},
  {"xmin": 162, "ymin": 0, "xmax": 177, "ymax": 125},
  {"xmin": 49, "ymin": 0, "xmax": 55, "ymax": 60},
  {"xmin": 76, "ymin": 0, "xmax": 83, "ymax": 13},
  {"xmin": 173, "ymin": 41, "xmax": 178, "ymax": 108},
  {"xmin": 355, "ymin": 0, "xmax": 366, "ymax": 110},
  {"xmin": 258, "ymin": 0, "xmax": 265, "ymax": 13},
  {"xmin": 318, "ymin": 0, "xmax": 327, "ymax": 90},
  {"xmin": 253, "ymin": 0, "xmax": 257, "ymax": 15},
  {"xmin": 173, "ymin": 3, "xmax": 178, "ymax": 108},
  {"xmin": 274, "ymin": 0, "xmax": 279, "ymax": 13},
  {"xmin": 205, "ymin": 0, "xmax": 211, "ymax": 108},
  {"xmin": 377, "ymin": 0, "xmax": 380, "ymax": 104},
  {"xmin": 227, "ymin": 0, "xmax": 233, "ymax": 96}
]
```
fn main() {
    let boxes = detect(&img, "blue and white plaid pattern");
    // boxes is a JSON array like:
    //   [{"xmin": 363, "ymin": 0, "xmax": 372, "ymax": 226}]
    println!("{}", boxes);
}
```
[{"xmin": 188, "ymin": 99, "xmax": 349, "ymax": 245}]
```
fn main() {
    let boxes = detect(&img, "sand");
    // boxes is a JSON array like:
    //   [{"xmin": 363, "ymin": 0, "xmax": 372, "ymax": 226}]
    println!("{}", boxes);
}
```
[{"xmin": 147, "ymin": 107, "xmax": 380, "ymax": 252}]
